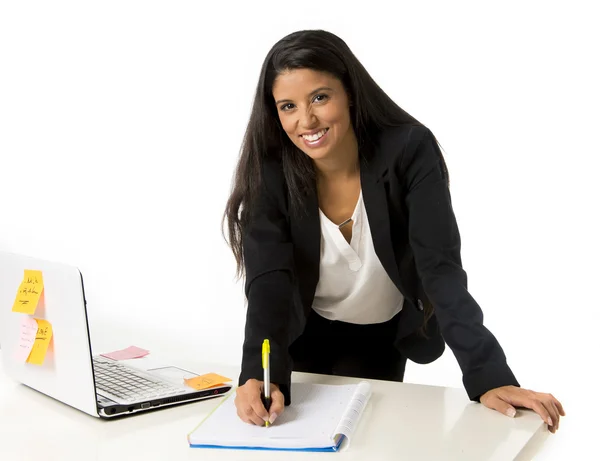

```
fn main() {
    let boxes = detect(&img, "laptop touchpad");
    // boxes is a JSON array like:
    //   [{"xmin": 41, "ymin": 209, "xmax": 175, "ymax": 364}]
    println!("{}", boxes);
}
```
[{"xmin": 147, "ymin": 366, "xmax": 199, "ymax": 383}]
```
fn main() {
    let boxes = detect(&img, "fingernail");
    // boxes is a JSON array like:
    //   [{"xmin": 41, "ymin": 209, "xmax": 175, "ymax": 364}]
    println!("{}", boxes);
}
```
[
  {"xmin": 506, "ymin": 408, "xmax": 516, "ymax": 418},
  {"xmin": 547, "ymin": 417, "xmax": 553, "ymax": 426},
  {"xmin": 269, "ymin": 413, "xmax": 278, "ymax": 424}
]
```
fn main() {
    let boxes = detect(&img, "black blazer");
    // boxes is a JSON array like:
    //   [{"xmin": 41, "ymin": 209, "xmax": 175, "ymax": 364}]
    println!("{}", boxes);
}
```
[{"xmin": 239, "ymin": 124, "xmax": 519, "ymax": 405}]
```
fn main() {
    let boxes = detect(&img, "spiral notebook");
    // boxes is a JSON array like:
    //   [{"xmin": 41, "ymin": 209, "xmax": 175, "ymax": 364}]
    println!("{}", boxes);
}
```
[{"xmin": 187, "ymin": 381, "xmax": 372, "ymax": 452}]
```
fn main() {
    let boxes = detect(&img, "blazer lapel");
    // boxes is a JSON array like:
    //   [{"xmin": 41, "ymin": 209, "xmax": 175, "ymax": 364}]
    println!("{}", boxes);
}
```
[
  {"xmin": 361, "ymin": 151, "xmax": 423, "ymax": 340},
  {"xmin": 360, "ymin": 158, "xmax": 404, "ymax": 290},
  {"xmin": 289, "ymin": 181, "xmax": 321, "ymax": 315}
]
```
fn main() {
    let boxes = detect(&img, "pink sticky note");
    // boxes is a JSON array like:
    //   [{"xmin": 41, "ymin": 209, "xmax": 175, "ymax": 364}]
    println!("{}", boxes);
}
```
[
  {"xmin": 100, "ymin": 345, "xmax": 149, "ymax": 361},
  {"xmin": 16, "ymin": 317, "xmax": 38, "ymax": 362}
]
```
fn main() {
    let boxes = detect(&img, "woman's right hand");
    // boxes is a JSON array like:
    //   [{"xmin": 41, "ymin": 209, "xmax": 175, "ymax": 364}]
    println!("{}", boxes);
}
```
[{"xmin": 234, "ymin": 379, "xmax": 285, "ymax": 425}]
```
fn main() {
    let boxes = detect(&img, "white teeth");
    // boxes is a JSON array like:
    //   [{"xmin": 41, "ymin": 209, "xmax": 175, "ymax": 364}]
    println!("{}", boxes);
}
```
[{"xmin": 302, "ymin": 129, "xmax": 327, "ymax": 142}]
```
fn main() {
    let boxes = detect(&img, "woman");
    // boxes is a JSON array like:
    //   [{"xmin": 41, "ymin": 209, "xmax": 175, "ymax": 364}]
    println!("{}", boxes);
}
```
[{"xmin": 223, "ymin": 30, "xmax": 564, "ymax": 432}]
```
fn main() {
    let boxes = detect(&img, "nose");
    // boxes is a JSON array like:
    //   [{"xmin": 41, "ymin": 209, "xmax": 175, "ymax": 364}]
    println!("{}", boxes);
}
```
[{"xmin": 299, "ymin": 106, "xmax": 318, "ymax": 130}]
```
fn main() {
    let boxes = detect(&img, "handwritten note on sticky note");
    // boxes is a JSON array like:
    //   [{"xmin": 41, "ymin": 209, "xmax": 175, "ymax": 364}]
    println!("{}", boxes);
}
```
[
  {"xmin": 17, "ymin": 317, "xmax": 38, "ymax": 362},
  {"xmin": 184, "ymin": 373, "xmax": 232, "ymax": 390},
  {"xmin": 26, "ymin": 319, "xmax": 53, "ymax": 365},
  {"xmin": 100, "ymin": 346, "xmax": 149, "ymax": 361},
  {"xmin": 12, "ymin": 270, "xmax": 44, "ymax": 315}
]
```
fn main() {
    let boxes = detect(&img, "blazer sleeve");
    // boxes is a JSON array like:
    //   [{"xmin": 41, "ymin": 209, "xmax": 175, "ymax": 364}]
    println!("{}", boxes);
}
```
[
  {"xmin": 402, "ymin": 126, "xmax": 520, "ymax": 401},
  {"xmin": 238, "ymin": 161, "xmax": 295, "ymax": 405}
]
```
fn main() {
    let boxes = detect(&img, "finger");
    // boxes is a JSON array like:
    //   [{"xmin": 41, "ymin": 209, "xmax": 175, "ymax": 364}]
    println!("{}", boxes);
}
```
[
  {"xmin": 543, "ymin": 400, "xmax": 557, "ymax": 434},
  {"xmin": 505, "ymin": 390, "xmax": 560, "ymax": 430},
  {"xmin": 235, "ymin": 396, "xmax": 258, "ymax": 425},
  {"xmin": 550, "ymin": 401, "xmax": 560, "ymax": 431},
  {"xmin": 551, "ymin": 395, "xmax": 566, "ymax": 416},
  {"xmin": 520, "ymin": 396, "xmax": 553, "ymax": 427},
  {"xmin": 268, "ymin": 386, "xmax": 285, "ymax": 424},
  {"xmin": 482, "ymin": 394, "xmax": 517, "ymax": 418},
  {"xmin": 249, "ymin": 393, "xmax": 270, "ymax": 424},
  {"xmin": 235, "ymin": 391, "xmax": 268, "ymax": 426},
  {"xmin": 240, "ymin": 403, "xmax": 267, "ymax": 426},
  {"xmin": 542, "ymin": 398, "xmax": 559, "ymax": 430}
]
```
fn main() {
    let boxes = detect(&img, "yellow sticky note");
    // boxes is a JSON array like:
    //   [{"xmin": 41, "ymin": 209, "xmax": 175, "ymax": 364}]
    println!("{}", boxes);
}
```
[
  {"xmin": 12, "ymin": 270, "xmax": 44, "ymax": 315},
  {"xmin": 26, "ymin": 319, "xmax": 53, "ymax": 365},
  {"xmin": 184, "ymin": 373, "xmax": 231, "ymax": 390}
]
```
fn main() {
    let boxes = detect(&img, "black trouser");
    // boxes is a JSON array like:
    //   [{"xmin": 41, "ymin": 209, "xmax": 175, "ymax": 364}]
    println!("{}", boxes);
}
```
[{"xmin": 289, "ymin": 309, "xmax": 407, "ymax": 381}]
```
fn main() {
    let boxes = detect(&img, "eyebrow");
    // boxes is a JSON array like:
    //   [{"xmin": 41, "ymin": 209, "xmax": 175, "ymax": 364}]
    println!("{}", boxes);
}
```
[{"xmin": 275, "ymin": 86, "xmax": 334, "ymax": 105}]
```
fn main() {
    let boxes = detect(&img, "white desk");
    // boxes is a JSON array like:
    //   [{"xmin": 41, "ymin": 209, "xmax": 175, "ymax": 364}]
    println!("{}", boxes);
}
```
[{"xmin": 0, "ymin": 354, "xmax": 548, "ymax": 461}]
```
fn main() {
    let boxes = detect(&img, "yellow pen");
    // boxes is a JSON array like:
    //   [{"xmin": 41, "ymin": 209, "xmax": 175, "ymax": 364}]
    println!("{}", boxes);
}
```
[{"xmin": 262, "ymin": 339, "xmax": 271, "ymax": 427}]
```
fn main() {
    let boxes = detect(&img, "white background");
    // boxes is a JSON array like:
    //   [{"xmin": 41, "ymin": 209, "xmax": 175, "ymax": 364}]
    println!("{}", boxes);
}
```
[{"xmin": 1, "ymin": 1, "xmax": 598, "ymax": 458}]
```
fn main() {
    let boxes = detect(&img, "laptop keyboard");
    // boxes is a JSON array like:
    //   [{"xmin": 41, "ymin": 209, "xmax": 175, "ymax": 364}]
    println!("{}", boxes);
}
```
[{"xmin": 93, "ymin": 358, "xmax": 187, "ymax": 403}]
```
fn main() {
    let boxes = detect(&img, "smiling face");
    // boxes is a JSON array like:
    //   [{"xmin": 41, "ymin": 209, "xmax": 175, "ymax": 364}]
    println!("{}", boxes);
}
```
[{"xmin": 272, "ymin": 68, "xmax": 357, "ymax": 164}]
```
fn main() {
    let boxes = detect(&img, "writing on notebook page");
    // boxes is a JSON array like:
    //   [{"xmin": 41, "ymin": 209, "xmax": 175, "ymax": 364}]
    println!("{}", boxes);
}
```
[
  {"xmin": 12, "ymin": 270, "xmax": 44, "ymax": 315},
  {"xmin": 16, "ymin": 317, "xmax": 38, "ymax": 362},
  {"xmin": 184, "ymin": 373, "xmax": 232, "ymax": 390},
  {"xmin": 27, "ymin": 319, "xmax": 53, "ymax": 365},
  {"xmin": 100, "ymin": 346, "xmax": 149, "ymax": 361}
]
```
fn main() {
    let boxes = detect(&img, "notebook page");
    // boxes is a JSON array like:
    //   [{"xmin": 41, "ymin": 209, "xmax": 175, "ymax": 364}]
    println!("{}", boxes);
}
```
[{"xmin": 188, "ymin": 382, "xmax": 360, "ymax": 450}]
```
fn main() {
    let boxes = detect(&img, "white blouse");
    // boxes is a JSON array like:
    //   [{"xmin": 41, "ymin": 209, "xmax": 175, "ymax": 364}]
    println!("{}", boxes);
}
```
[{"xmin": 312, "ymin": 190, "xmax": 405, "ymax": 324}]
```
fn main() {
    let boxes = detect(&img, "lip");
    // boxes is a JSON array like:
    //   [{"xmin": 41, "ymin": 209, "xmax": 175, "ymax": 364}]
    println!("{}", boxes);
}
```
[{"xmin": 300, "ymin": 128, "xmax": 329, "ymax": 148}]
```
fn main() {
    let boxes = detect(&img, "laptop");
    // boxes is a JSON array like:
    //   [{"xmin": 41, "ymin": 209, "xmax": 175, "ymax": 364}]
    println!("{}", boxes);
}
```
[{"xmin": 0, "ymin": 251, "xmax": 232, "ymax": 418}]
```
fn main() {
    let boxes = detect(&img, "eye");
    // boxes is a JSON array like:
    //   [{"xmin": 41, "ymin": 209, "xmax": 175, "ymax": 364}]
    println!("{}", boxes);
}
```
[
  {"xmin": 280, "ymin": 103, "xmax": 295, "ymax": 111},
  {"xmin": 313, "ymin": 94, "xmax": 329, "ymax": 103}
]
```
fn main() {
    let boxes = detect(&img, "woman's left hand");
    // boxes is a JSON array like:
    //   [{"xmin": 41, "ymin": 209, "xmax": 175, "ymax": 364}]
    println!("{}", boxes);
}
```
[{"xmin": 480, "ymin": 385, "xmax": 565, "ymax": 433}]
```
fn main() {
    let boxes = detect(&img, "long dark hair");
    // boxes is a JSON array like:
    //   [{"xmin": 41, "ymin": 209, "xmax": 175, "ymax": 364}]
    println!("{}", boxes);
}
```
[{"xmin": 223, "ymin": 30, "xmax": 443, "ymax": 326}]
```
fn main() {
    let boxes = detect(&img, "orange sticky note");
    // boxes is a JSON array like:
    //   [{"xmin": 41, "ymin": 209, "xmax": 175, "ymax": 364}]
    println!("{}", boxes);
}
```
[
  {"xmin": 184, "ymin": 373, "xmax": 231, "ymax": 390},
  {"xmin": 27, "ymin": 319, "xmax": 53, "ymax": 365},
  {"xmin": 12, "ymin": 270, "xmax": 44, "ymax": 315}
]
